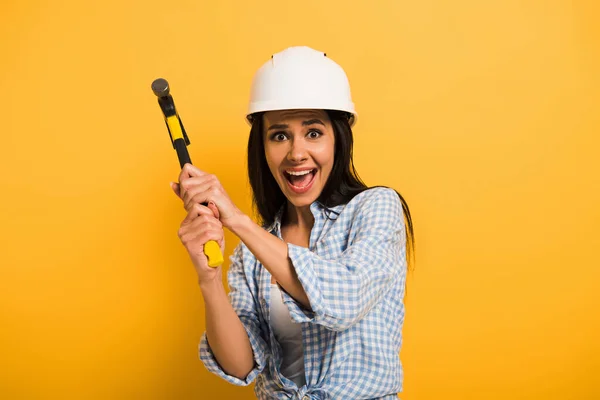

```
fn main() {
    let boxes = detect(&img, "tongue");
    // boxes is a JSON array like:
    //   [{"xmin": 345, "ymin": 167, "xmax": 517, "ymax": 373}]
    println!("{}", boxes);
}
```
[{"xmin": 289, "ymin": 172, "xmax": 314, "ymax": 187}]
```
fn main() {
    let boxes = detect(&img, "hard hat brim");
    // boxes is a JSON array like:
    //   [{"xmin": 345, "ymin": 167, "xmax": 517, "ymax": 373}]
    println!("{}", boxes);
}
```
[{"xmin": 246, "ymin": 105, "xmax": 357, "ymax": 128}]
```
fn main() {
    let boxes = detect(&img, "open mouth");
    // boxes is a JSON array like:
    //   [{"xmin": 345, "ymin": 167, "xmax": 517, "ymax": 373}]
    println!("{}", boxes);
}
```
[{"xmin": 284, "ymin": 169, "xmax": 317, "ymax": 193}]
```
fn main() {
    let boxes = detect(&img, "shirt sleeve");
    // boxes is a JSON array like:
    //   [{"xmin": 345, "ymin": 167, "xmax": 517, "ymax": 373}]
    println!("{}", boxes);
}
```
[
  {"xmin": 281, "ymin": 187, "xmax": 406, "ymax": 332},
  {"xmin": 199, "ymin": 243, "xmax": 269, "ymax": 385}
]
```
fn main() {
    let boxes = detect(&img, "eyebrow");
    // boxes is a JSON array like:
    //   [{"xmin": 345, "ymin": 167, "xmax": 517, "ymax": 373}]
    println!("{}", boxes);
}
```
[{"xmin": 267, "ymin": 119, "xmax": 325, "ymax": 131}]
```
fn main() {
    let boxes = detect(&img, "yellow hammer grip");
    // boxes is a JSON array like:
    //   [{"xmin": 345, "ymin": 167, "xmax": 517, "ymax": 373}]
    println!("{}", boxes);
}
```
[
  {"xmin": 204, "ymin": 240, "xmax": 224, "ymax": 268},
  {"xmin": 166, "ymin": 115, "xmax": 184, "ymax": 140}
]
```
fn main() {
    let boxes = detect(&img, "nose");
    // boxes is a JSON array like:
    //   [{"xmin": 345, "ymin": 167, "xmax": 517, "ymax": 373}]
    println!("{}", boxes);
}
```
[{"xmin": 287, "ymin": 137, "xmax": 308, "ymax": 163}]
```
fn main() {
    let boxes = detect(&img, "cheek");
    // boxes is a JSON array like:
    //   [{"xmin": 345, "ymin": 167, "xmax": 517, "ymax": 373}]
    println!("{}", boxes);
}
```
[{"xmin": 312, "ymin": 140, "xmax": 335, "ymax": 170}]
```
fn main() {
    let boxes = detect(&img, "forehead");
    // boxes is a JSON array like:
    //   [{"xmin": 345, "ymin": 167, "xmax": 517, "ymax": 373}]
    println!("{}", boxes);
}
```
[{"xmin": 263, "ymin": 109, "xmax": 330, "ymax": 125}]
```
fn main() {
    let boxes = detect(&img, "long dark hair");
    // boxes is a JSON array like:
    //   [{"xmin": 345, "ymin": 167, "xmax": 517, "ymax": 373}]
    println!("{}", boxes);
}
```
[{"xmin": 247, "ymin": 110, "xmax": 415, "ymax": 267}]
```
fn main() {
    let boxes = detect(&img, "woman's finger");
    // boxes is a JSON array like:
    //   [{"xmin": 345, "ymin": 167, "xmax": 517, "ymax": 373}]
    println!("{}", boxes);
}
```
[
  {"xmin": 178, "ymin": 163, "xmax": 207, "ymax": 182},
  {"xmin": 170, "ymin": 182, "xmax": 181, "ymax": 199},
  {"xmin": 179, "ymin": 174, "xmax": 215, "ymax": 188},
  {"xmin": 179, "ymin": 223, "xmax": 223, "ymax": 249},
  {"xmin": 181, "ymin": 177, "xmax": 212, "ymax": 210},
  {"xmin": 190, "ymin": 213, "xmax": 223, "ymax": 230},
  {"xmin": 183, "ymin": 183, "xmax": 219, "ymax": 211},
  {"xmin": 178, "ymin": 215, "xmax": 223, "ymax": 243},
  {"xmin": 183, "ymin": 203, "xmax": 216, "ymax": 223},
  {"xmin": 177, "ymin": 165, "xmax": 209, "ymax": 200},
  {"xmin": 197, "ymin": 229, "xmax": 225, "ymax": 248},
  {"xmin": 180, "ymin": 175, "xmax": 219, "ymax": 208},
  {"xmin": 207, "ymin": 201, "xmax": 220, "ymax": 220}
]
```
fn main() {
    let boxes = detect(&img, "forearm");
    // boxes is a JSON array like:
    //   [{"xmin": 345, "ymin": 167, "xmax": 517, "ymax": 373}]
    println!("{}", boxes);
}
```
[
  {"xmin": 228, "ymin": 214, "xmax": 311, "ymax": 309},
  {"xmin": 200, "ymin": 278, "xmax": 254, "ymax": 379}
]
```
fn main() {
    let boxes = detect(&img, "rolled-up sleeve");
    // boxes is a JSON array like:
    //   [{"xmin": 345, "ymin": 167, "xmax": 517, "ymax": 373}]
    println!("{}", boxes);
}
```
[
  {"xmin": 281, "ymin": 188, "xmax": 406, "ymax": 331},
  {"xmin": 199, "ymin": 244, "xmax": 269, "ymax": 385}
]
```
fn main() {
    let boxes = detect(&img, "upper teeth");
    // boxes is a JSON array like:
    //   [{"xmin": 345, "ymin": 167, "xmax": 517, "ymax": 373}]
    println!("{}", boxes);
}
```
[{"xmin": 287, "ymin": 170, "xmax": 312, "ymax": 176}]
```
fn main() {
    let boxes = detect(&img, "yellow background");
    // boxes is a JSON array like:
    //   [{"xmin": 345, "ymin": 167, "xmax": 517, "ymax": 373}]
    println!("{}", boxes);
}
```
[{"xmin": 1, "ymin": 0, "xmax": 598, "ymax": 399}]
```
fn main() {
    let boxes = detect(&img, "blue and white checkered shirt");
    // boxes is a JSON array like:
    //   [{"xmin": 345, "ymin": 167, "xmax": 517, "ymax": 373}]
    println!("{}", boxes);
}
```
[{"xmin": 199, "ymin": 187, "xmax": 407, "ymax": 399}]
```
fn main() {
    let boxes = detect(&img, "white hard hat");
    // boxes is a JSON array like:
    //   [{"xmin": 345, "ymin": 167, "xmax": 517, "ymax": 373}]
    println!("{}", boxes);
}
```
[{"xmin": 246, "ymin": 46, "xmax": 357, "ymax": 127}]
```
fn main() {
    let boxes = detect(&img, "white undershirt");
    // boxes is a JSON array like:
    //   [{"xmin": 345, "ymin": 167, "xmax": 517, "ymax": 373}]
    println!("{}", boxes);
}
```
[{"xmin": 270, "ymin": 284, "xmax": 307, "ymax": 388}]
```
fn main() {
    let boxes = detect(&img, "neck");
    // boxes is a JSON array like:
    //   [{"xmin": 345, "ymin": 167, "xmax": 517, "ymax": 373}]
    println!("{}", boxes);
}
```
[{"xmin": 284, "ymin": 202, "xmax": 314, "ymax": 229}]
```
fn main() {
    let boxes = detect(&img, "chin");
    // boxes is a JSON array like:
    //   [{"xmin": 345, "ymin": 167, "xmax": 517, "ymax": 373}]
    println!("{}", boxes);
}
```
[
  {"xmin": 278, "ymin": 182, "xmax": 321, "ymax": 209},
  {"xmin": 286, "ymin": 196, "xmax": 317, "ymax": 209}
]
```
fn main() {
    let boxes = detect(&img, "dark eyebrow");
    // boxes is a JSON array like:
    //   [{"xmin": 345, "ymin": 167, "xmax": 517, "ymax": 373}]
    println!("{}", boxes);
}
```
[
  {"xmin": 267, "ymin": 124, "xmax": 288, "ymax": 131},
  {"xmin": 302, "ymin": 119, "xmax": 325, "ymax": 127},
  {"xmin": 267, "ymin": 119, "xmax": 325, "ymax": 131}
]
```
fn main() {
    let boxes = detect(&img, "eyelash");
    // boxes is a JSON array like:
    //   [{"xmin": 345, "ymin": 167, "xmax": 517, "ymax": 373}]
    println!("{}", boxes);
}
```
[{"xmin": 271, "ymin": 129, "xmax": 322, "ymax": 141}]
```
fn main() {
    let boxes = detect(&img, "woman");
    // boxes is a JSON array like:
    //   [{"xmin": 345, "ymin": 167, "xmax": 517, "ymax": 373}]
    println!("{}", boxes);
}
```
[{"xmin": 171, "ymin": 46, "xmax": 414, "ymax": 399}]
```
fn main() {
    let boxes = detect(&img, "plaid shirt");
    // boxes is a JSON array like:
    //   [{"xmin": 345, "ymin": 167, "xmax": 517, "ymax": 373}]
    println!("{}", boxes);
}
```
[{"xmin": 199, "ymin": 187, "xmax": 407, "ymax": 399}]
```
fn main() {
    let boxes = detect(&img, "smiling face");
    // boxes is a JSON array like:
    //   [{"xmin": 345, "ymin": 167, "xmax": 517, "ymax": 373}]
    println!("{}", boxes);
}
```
[{"xmin": 262, "ymin": 109, "xmax": 335, "ymax": 209}]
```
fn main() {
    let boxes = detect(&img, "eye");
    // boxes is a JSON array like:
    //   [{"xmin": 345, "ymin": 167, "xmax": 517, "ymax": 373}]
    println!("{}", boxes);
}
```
[
  {"xmin": 270, "ymin": 132, "xmax": 288, "ymax": 142},
  {"xmin": 307, "ymin": 129, "xmax": 322, "ymax": 139}
]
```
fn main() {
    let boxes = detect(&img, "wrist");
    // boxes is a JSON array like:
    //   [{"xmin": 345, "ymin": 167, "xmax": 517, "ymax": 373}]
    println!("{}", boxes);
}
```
[
  {"xmin": 198, "ymin": 274, "xmax": 225, "ymax": 295},
  {"xmin": 225, "ymin": 212, "xmax": 254, "ymax": 237}
]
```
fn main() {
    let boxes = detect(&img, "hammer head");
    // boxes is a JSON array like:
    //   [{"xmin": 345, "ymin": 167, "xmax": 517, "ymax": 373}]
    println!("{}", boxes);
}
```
[{"xmin": 151, "ymin": 78, "xmax": 170, "ymax": 97}]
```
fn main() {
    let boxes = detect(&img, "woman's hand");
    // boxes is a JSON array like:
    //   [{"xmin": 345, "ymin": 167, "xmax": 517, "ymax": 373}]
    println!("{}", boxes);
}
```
[
  {"xmin": 175, "ymin": 202, "xmax": 225, "ymax": 284},
  {"xmin": 171, "ymin": 163, "xmax": 243, "ymax": 230}
]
